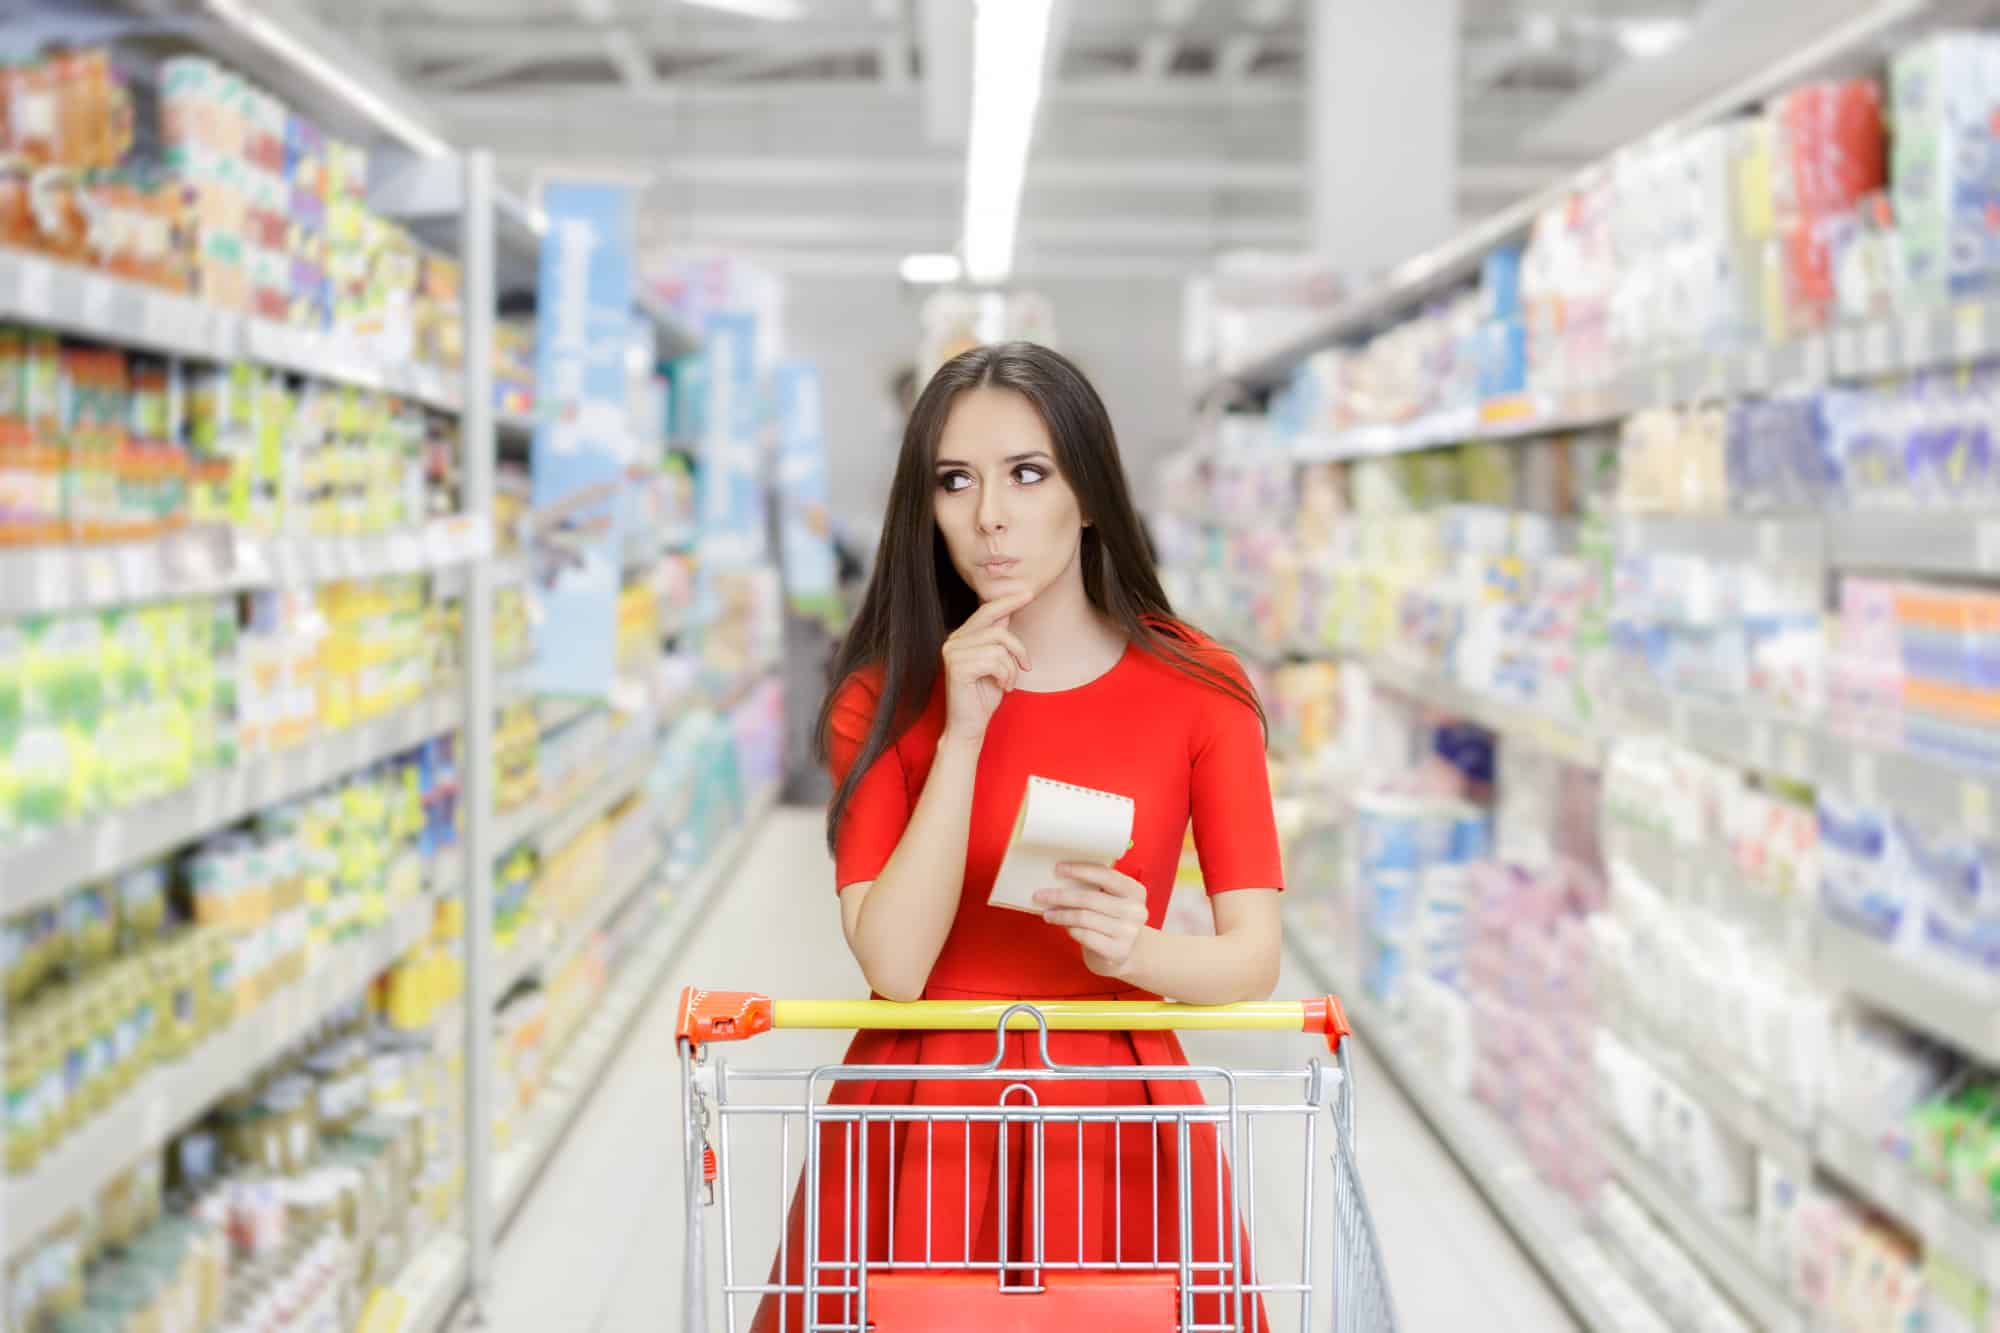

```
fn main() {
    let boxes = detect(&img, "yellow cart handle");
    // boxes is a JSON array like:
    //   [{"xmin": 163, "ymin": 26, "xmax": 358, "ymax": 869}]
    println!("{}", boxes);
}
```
[{"xmin": 675, "ymin": 988, "xmax": 1352, "ymax": 1052}]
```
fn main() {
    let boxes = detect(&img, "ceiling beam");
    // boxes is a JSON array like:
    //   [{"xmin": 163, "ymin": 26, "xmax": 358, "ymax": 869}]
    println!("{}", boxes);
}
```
[
  {"xmin": 1138, "ymin": 0, "xmax": 1205, "ymax": 80},
  {"xmin": 1216, "ymin": 33, "xmax": 1262, "ymax": 81},
  {"xmin": 648, "ymin": 211, "xmax": 1305, "ymax": 249}
]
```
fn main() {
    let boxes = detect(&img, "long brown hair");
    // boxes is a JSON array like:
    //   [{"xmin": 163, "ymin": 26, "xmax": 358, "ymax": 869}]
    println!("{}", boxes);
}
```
[{"xmin": 817, "ymin": 341, "xmax": 1263, "ymax": 849}]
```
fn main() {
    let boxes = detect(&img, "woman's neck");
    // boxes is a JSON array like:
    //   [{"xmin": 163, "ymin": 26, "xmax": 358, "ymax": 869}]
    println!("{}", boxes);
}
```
[{"xmin": 1007, "ymin": 559, "xmax": 1127, "ymax": 691}]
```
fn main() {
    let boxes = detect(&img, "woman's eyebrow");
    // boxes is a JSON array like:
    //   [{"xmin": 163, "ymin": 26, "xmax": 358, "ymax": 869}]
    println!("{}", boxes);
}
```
[{"xmin": 933, "ymin": 451, "xmax": 1054, "ymax": 468}]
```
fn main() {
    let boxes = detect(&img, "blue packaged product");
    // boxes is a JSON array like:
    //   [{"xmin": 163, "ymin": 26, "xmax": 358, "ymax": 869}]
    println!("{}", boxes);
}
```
[
  {"xmin": 1482, "ymin": 245, "xmax": 1523, "ymax": 322},
  {"xmin": 1353, "ymin": 793, "xmax": 1427, "ymax": 874},
  {"xmin": 1817, "ymin": 794, "xmax": 1916, "ymax": 944}
]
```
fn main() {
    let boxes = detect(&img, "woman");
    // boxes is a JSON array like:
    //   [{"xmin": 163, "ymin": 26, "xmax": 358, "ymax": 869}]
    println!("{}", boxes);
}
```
[{"xmin": 755, "ymin": 342, "xmax": 1282, "ymax": 1331}]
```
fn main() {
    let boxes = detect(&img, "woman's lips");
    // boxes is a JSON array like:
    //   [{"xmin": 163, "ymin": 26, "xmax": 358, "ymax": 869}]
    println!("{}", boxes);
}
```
[{"xmin": 979, "ymin": 558, "xmax": 1019, "ymax": 574}]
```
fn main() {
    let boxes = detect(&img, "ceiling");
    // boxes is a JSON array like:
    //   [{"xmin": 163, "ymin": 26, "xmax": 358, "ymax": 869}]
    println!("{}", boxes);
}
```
[{"xmin": 317, "ymin": 0, "xmax": 1731, "ymax": 281}]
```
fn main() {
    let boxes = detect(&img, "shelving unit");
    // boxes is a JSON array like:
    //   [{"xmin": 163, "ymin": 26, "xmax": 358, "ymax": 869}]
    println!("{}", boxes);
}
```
[
  {"xmin": 1285, "ymin": 910, "xmax": 1668, "ymax": 1332},
  {"xmin": 492, "ymin": 783, "xmax": 776, "ymax": 1231},
  {"xmin": 1598, "ymin": 1136, "xmax": 1802, "ymax": 1333},
  {"xmin": 0, "ymin": 689, "xmax": 465, "ymax": 915},
  {"xmin": 1175, "ymin": 11, "xmax": 2000, "ymax": 1327},
  {"xmin": 0, "ymin": 250, "xmax": 462, "ymax": 410},
  {"xmin": 0, "ymin": 515, "xmax": 491, "ymax": 618},
  {"xmin": 2, "ymin": 892, "xmax": 438, "ymax": 1246}
]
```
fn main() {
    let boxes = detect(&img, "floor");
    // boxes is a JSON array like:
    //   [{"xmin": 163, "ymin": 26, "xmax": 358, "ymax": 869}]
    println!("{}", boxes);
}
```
[{"xmin": 478, "ymin": 807, "xmax": 1580, "ymax": 1332}]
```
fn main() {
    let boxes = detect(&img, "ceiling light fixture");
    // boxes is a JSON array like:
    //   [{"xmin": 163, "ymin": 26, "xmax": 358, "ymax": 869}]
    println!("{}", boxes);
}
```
[
  {"xmin": 961, "ymin": 0, "xmax": 1055, "ymax": 285},
  {"xmin": 1616, "ymin": 17, "xmax": 1691, "ymax": 59},
  {"xmin": 683, "ymin": 0, "xmax": 806, "ymax": 20},
  {"xmin": 205, "ymin": 0, "xmax": 454, "ymax": 157},
  {"xmin": 900, "ymin": 252, "xmax": 963, "ymax": 284}
]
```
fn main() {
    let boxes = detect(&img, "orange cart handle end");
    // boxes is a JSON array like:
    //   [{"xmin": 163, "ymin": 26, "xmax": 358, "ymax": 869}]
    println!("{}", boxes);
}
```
[
  {"xmin": 677, "ymin": 987, "xmax": 775, "ymax": 1047},
  {"xmin": 1302, "ymin": 995, "xmax": 1352, "ymax": 1054}
]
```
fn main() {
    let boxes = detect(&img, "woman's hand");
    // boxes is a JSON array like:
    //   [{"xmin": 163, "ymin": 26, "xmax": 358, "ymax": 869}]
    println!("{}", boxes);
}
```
[
  {"xmin": 940, "ymin": 587, "xmax": 1034, "ymax": 747},
  {"xmin": 1035, "ymin": 864, "xmax": 1150, "ymax": 979}
]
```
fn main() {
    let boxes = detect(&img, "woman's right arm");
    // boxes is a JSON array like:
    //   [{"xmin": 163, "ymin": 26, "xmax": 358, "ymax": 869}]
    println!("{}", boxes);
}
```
[{"xmin": 836, "ymin": 589, "xmax": 1032, "ymax": 1001}]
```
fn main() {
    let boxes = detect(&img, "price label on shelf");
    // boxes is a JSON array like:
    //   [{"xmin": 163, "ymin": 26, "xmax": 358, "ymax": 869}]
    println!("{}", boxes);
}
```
[
  {"xmin": 15, "ymin": 256, "xmax": 52, "ymax": 318},
  {"xmin": 32, "ymin": 550, "xmax": 67, "ymax": 609},
  {"xmin": 81, "ymin": 275, "xmax": 114, "ymax": 329},
  {"xmin": 1984, "ymin": 1232, "xmax": 2000, "ymax": 1292},
  {"xmin": 1801, "ymin": 336, "xmax": 1830, "ymax": 384},
  {"xmin": 1978, "ymin": 520, "xmax": 2000, "ymax": 573},
  {"xmin": 1905, "ymin": 311, "xmax": 1936, "ymax": 366},
  {"xmin": 91, "ymin": 817, "xmax": 125, "ymax": 870},
  {"xmin": 81, "ymin": 552, "xmax": 118, "ymax": 605},
  {"xmin": 116, "ymin": 545, "xmax": 155, "ymax": 598},
  {"xmin": 1744, "ymin": 346, "xmax": 1771, "ymax": 388},
  {"xmin": 1748, "ymin": 721, "xmax": 1775, "ymax": 771},
  {"xmin": 1915, "ymin": 1191, "xmax": 1953, "ymax": 1250},
  {"xmin": 1758, "ymin": 520, "xmax": 1782, "ymax": 564},
  {"xmin": 1956, "ymin": 303, "xmax": 1989, "ymax": 360},
  {"xmin": 233, "ymin": 535, "xmax": 270, "ymax": 585},
  {"xmin": 1782, "ymin": 729, "xmax": 1811, "ymax": 780},
  {"xmin": 141, "ymin": 292, "xmax": 182, "ymax": 348},
  {"xmin": 1851, "ymin": 751, "xmax": 1880, "ymax": 803},
  {"xmin": 1963, "ymin": 782, "xmax": 1993, "ymax": 838},
  {"xmin": 1869, "ymin": 1151, "xmax": 1902, "ymax": 1207},
  {"xmin": 1833, "ymin": 327, "xmax": 1860, "ymax": 370},
  {"xmin": 1863, "ymin": 324, "xmax": 1892, "ymax": 372}
]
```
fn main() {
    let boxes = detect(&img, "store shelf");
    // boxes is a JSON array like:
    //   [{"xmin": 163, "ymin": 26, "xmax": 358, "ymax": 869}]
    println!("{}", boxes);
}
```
[
  {"xmin": 1612, "ymin": 677, "xmax": 2000, "ymax": 839},
  {"xmin": 0, "ymin": 249, "xmax": 463, "ymax": 411},
  {"xmin": 369, "ymin": 1231, "xmax": 468, "ymax": 1333},
  {"xmin": 0, "ymin": 516, "xmax": 491, "ymax": 618},
  {"xmin": 1815, "ymin": 1114, "xmax": 2000, "ymax": 1290},
  {"xmin": 498, "ymin": 411, "xmax": 537, "ymax": 438},
  {"xmin": 494, "ymin": 783, "xmax": 776, "ymax": 1228},
  {"xmin": 3, "ymin": 893, "xmax": 435, "ymax": 1250},
  {"xmin": 635, "ymin": 291, "xmax": 703, "ymax": 362},
  {"xmin": 0, "ymin": 689, "xmax": 463, "ymax": 917},
  {"xmin": 1285, "ymin": 909, "xmax": 1666, "ymax": 1333},
  {"xmin": 1607, "ymin": 822, "xmax": 1808, "ymax": 960},
  {"xmin": 1291, "ymin": 393, "xmax": 1628, "ymax": 464},
  {"xmin": 1344, "ymin": 649, "xmax": 1604, "ymax": 768},
  {"xmin": 495, "ymin": 825, "xmax": 665, "ymax": 996},
  {"xmin": 1600, "ymin": 1134, "xmax": 1802, "ymax": 1333},
  {"xmin": 1615, "ymin": 511, "xmax": 2000, "ymax": 577},
  {"xmin": 1812, "ymin": 916, "xmax": 2000, "ymax": 1064}
]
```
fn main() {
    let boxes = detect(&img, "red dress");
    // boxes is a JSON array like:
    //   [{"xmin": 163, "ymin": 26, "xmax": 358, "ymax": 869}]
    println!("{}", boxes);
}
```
[{"xmin": 753, "ymin": 628, "xmax": 1284, "ymax": 1332}]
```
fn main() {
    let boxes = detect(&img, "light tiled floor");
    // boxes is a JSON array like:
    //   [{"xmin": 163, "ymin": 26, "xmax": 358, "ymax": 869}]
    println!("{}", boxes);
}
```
[{"xmin": 480, "ymin": 808, "xmax": 1579, "ymax": 1332}]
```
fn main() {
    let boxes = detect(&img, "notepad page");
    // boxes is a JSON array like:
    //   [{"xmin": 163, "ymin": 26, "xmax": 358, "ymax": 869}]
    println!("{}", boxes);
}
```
[{"xmin": 988, "ymin": 776, "xmax": 1136, "ymax": 914}]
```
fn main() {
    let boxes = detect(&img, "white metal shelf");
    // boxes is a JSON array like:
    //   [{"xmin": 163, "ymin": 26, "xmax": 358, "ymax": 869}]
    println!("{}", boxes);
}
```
[
  {"xmin": 493, "ymin": 753, "xmax": 652, "ymax": 859},
  {"xmin": 1612, "ymin": 678, "xmax": 2000, "ymax": 841},
  {"xmin": 0, "ymin": 515, "xmax": 491, "ymax": 618},
  {"xmin": 498, "ymin": 411, "xmax": 537, "ymax": 438},
  {"xmin": 1606, "ymin": 1013, "xmax": 1813, "ymax": 1179},
  {"xmin": 3, "ymin": 893, "xmax": 435, "ymax": 1249},
  {"xmin": 495, "ymin": 827, "xmax": 665, "ymax": 996},
  {"xmin": 494, "ymin": 785, "xmax": 774, "ymax": 1228},
  {"xmin": 1815, "ymin": 1114, "xmax": 2000, "ymax": 1290},
  {"xmin": 1339, "ymin": 648, "xmax": 1604, "ymax": 768},
  {"xmin": 0, "ymin": 690, "xmax": 463, "ymax": 918},
  {"xmin": 1600, "ymin": 1134, "xmax": 1802, "ymax": 1333},
  {"xmin": 0, "ymin": 250, "xmax": 462, "ymax": 411},
  {"xmin": 370, "ymin": 1231, "xmax": 468, "ymax": 1333},
  {"xmin": 1615, "ymin": 511, "xmax": 2000, "ymax": 576},
  {"xmin": 1284, "ymin": 909, "xmax": 1668, "ymax": 1333},
  {"xmin": 1812, "ymin": 916, "xmax": 2000, "ymax": 1065},
  {"xmin": 1290, "ymin": 392, "xmax": 1627, "ymax": 463}
]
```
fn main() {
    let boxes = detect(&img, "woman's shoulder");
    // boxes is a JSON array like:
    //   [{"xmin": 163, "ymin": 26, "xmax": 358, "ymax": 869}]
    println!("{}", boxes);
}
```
[
  {"xmin": 828, "ymin": 663, "xmax": 943, "ymax": 742},
  {"xmin": 1136, "ymin": 615, "xmax": 1253, "ymax": 683}
]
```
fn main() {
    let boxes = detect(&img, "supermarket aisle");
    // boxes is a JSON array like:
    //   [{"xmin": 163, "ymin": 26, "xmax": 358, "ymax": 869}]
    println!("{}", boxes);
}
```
[{"xmin": 483, "ymin": 808, "xmax": 1579, "ymax": 1333}]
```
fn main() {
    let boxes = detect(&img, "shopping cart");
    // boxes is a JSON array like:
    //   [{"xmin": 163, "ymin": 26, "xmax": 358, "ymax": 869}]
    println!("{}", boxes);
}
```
[{"xmin": 676, "ymin": 989, "xmax": 1397, "ymax": 1333}]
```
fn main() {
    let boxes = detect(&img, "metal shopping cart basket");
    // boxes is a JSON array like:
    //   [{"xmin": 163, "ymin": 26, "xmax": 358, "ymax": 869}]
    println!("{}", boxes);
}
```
[{"xmin": 676, "ymin": 989, "xmax": 1397, "ymax": 1332}]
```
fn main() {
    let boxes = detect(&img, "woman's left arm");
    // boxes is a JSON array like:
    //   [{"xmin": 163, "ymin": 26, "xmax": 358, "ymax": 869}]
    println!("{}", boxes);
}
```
[{"xmin": 1037, "ymin": 873, "xmax": 1281, "ymax": 1005}]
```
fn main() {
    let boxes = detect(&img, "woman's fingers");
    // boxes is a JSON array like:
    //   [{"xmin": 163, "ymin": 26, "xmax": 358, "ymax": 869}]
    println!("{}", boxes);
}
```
[
  {"xmin": 948, "ymin": 644, "xmax": 1016, "ymax": 694},
  {"xmin": 1066, "ymin": 926, "xmax": 1125, "ymax": 955},
  {"xmin": 959, "ymin": 587, "xmax": 1033, "ymax": 633},
  {"xmin": 946, "ymin": 624, "xmax": 1032, "ymax": 673},
  {"xmin": 1035, "ymin": 886, "xmax": 1147, "ymax": 921},
  {"xmin": 1054, "ymin": 863, "xmax": 1145, "ymax": 900}
]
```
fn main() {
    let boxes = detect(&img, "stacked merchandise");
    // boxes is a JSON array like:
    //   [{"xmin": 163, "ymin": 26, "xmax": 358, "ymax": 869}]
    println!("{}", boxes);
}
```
[
  {"xmin": 4, "ymin": 888, "xmax": 468, "ymax": 1333},
  {"xmin": 0, "ymin": 340, "xmax": 456, "ymax": 548},
  {"xmin": 0, "ymin": 46, "xmax": 461, "ymax": 368},
  {"xmin": 493, "ymin": 320, "xmax": 536, "ymax": 419}
]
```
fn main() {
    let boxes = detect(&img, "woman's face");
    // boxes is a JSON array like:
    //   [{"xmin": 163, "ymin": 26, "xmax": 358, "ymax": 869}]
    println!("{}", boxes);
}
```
[{"xmin": 932, "ymin": 386, "xmax": 1086, "ymax": 604}]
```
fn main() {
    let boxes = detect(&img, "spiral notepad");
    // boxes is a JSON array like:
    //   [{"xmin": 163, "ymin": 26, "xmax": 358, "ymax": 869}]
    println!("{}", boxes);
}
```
[{"xmin": 988, "ymin": 776, "xmax": 1136, "ymax": 915}]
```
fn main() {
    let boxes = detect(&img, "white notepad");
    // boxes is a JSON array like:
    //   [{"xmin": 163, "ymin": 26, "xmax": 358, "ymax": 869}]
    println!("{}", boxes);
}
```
[{"xmin": 987, "ymin": 776, "xmax": 1137, "ymax": 915}]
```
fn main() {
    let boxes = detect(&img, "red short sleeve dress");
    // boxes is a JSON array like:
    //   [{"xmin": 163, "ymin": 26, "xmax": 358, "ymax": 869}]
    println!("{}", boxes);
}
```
[{"xmin": 752, "ymin": 625, "xmax": 1284, "ymax": 1332}]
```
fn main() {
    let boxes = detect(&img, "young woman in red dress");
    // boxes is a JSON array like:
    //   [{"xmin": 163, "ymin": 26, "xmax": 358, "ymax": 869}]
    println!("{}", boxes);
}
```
[{"xmin": 753, "ymin": 342, "xmax": 1283, "ymax": 1332}]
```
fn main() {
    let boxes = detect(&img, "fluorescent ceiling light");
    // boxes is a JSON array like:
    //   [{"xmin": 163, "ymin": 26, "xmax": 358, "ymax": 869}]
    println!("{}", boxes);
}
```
[
  {"xmin": 962, "ymin": 0, "xmax": 1055, "ymax": 285},
  {"xmin": 683, "ymin": 0, "xmax": 805, "ymax": 19},
  {"xmin": 1616, "ymin": 17, "xmax": 1690, "ymax": 59},
  {"xmin": 205, "ymin": 0, "xmax": 454, "ymax": 158},
  {"xmin": 900, "ymin": 252, "xmax": 963, "ymax": 284}
]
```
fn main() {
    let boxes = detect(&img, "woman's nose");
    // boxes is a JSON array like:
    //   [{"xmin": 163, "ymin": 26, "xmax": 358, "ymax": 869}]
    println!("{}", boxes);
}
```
[{"xmin": 976, "ymin": 486, "xmax": 1007, "ymax": 533}]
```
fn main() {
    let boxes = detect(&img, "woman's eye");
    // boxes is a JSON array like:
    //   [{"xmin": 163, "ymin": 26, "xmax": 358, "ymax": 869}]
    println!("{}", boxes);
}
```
[
  {"xmin": 1014, "ymin": 464, "xmax": 1047, "ymax": 485},
  {"xmin": 937, "ymin": 471, "xmax": 972, "ymax": 493}
]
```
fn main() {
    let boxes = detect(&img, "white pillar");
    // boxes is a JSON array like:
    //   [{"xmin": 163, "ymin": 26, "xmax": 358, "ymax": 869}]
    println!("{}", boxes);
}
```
[{"xmin": 1308, "ymin": 0, "xmax": 1460, "ymax": 285}]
